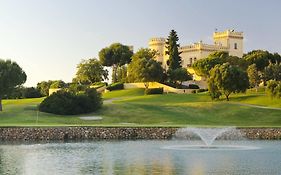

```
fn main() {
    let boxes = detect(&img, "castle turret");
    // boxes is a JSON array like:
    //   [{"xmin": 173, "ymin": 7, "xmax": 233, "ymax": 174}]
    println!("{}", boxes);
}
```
[
  {"xmin": 148, "ymin": 37, "xmax": 169, "ymax": 69},
  {"xmin": 213, "ymin": 30, "xmax": 244, "ymax": 57}
]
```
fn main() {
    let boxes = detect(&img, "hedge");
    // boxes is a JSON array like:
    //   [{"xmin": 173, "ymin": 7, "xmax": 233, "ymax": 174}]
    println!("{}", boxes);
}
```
[
  {"xmin": 39, "ymin": 89, "xmax": 102, "ymax": 115},
  {"xmin": 145, "ymin": 88, "xmax": 164, "ymax": 95},
  {"xmin": 106, "ymin": 82, "xmax": 124, "ymax": 91}
]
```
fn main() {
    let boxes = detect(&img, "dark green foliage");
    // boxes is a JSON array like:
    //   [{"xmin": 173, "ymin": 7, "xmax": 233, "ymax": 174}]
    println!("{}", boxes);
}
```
[
  {"xmin": 3, "ymin": 86, "xmax": 24, "ymax": 99},
  {"xmin": 74, "ymin": 58, "xmax": 108, "ymax": 85},
  {"xmin": 264, "ymin": 63, "xmax": 281, "ymax": 82},
  {"xmin": 191, "ymin": 90, "xmax": 196, "ymax": 94},
  {"xmin": 50, "ymin": 80, "xmax": 66, "ymax": 89},
  {"xmin": 188, "ymin": 84, "xmax": 200, "ymax": 89},
  {"xmin": 208, "ymin": 63, "xmax": 249, "ymax": 101},
  {"xmin": 243, "ymin": 50, "xmax": 273, "ymax": 71},
  {"xmin": 168, "ymin": 68, "xmax": 192, "ymax": 84},
  {"xmin": 99, "ymin": 43, "xmax": 133, "ymax": 83},
  {"xmin": 247, "ymin": 64, "xmax": 260, "ymax": 88},
  {"xmin": 22, "ymin": 87, "xmax": 42, "ymax": 98},
  {"xmin": 208, "ymin": 78, "xmax": 222, "ymax": 100},
  {"xmin": 190, "ymin": 89, "xmax": 208, "ymax": 94},
  {"xmin": 144, "ymin": 88, "xmax": 164, "ymax": 95},
  {"xmin": 196, "ymin": 89, "xmax": 208, "ymax": 93},
  {"xmin": 0, "ymin": 59, "xmax": 27, "ymax": 111},
  {"xmin": 127, "ymin": 48, "xmax": 164, "ymax": 88},
  {"xmin": 91, "ymin": 82, "xmax": 107, "ymax": 89},
  {"xmin": 192, "ymin": 51, "xmax": 228, "ymax": 77},
  {"xmin": 116, "ymin": 65, "xmax": 128, "ymax": 82},
  {"xmin": 267, "ymin": 80, "xmax": 281, "ymax": 98},
  {"xmin": 166, "ymin": 30, "xmax": 182, "ymax": 71},
  {"xmin": 272, "ymin": 53, "xmax": 281, "ymax": 64},
  {"xmin": 106, "ymin": 82, "xmax": 124, "ymax": 91},
  {"xmin": 39, "ymin": 89, "xmax": 102, "ymax": 115},
  {"xmin": 37, "ymin": 81, "xmax": 54, "ymax": 96},
  {"xmin": 162, "ymin": 82, "xmax": 189, "ymax": 89},
  {"xmin": 68, "ymin": 83, "xmax": 87, "ymax": 94}
]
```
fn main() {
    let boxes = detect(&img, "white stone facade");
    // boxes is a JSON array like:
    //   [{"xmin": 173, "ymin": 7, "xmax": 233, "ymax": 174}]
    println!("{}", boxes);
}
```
[{"xmin": 149, "ymin": 29, "xmax": 244, "ymax": 69}]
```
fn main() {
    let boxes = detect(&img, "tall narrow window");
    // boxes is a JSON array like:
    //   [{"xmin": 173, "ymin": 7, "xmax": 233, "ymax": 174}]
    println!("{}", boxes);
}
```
[
  {"xmin": 190, "ymin": 58, "xmax": 193, "ymax": 65},
  {"xmin": 194, "ymin": 57, "xmax": 197, "ymax": 62},
  {"xmin": 234, "ymin": 43, "xmax": 238, "ymax": 50}
]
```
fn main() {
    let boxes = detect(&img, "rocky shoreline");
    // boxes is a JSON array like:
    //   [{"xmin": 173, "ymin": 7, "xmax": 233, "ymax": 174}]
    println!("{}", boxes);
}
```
[{"xmin": 0, "ymin": 127, "xmax": 281, "ymax": 141}]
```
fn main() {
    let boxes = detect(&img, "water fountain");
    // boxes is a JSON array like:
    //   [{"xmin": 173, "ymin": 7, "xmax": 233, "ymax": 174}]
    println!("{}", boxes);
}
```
[{"xmin": 162, "ymin": 127, "xmax": 259, "ymax": 150}]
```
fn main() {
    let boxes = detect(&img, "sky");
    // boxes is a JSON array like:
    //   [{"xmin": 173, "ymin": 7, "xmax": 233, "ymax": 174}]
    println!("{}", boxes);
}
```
[{"xmin": 0, "ymin": 0, "xmax": 281, "ymax": 86}]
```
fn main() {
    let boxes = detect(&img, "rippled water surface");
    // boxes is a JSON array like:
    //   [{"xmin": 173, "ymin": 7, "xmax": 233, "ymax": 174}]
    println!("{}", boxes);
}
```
[{"xmin": 0, "ymin": 140, "xmax": 281, "ymax": 175}]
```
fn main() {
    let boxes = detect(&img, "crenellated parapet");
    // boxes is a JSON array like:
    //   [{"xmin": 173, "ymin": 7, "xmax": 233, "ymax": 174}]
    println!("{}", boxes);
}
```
[
  {"xmin": 180, "ymin": 41, "xmax": 228, "ymax": 52},
  {"xmin": 149, "ymin": 37, "xmax": 166, "ymax": 46},
  {"xmin": 213, "ymin": 30, "xmax": 243, "ymax": 39}
]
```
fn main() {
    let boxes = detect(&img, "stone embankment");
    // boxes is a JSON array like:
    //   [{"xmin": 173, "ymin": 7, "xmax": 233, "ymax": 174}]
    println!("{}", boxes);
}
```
[{"xmin": 0, "ymin": 127, "xmax": 280, "ymax": 141}]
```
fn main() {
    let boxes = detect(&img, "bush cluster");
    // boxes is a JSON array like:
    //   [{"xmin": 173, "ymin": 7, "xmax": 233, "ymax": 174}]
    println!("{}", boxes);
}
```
[
  {"xmin": 145, "ymin": 88, "xmax": 164, "ymax": 95},
  {"xmin": 106, "ymin": 82, "xmax": 124, "ymax": 91},
  {"xmin": 267, "ymin": 80, "xmax": 281, "ymax": 98},
  {"xmin": 188, "ymin": 84, "xmax": 200, "ymax": 89},
  {"xmin": 162, "ymin": 82, "xmax": 189, "ymax": 89},
  {"xmin": 3, "ymin": 87, "xmax": 42, "ymax": 99},
  {"xmin": 39, "ymin": 88, "xmax": 102, "ymax": 115},
  {"xmin": 191, "ymin": 89, "xmax": 208, "ymax": 94},
  {"xmin": 22, "ymin": 87, "xmax": 42, "ymax": 98}
]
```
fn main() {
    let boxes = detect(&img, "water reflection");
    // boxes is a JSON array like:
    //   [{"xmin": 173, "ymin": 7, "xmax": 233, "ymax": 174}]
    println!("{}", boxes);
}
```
[{"xmin": 0, "ymin": 140, "xmax": 281, "ymax": 175}]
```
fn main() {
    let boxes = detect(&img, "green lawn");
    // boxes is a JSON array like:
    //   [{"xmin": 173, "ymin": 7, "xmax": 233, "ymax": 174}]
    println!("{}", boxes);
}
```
[{"xmin": 0, "ymin": 88, "xmax": 281, "ymax": 127}]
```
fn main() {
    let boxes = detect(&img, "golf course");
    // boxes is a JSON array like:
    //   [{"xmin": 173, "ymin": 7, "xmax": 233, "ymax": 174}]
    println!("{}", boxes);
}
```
[{"xmin": 0, "ymin": 88, "xmax": 280, "ymax": 127}]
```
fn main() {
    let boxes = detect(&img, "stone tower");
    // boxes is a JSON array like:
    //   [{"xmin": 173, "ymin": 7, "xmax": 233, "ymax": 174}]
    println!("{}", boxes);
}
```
[
  {"xmin": 213, "ymin": 30, "xmax": 244, "ymax": 58},
  {"xmin": 148, "ymin": 37, "xmax": 169, "ymax": 69}
]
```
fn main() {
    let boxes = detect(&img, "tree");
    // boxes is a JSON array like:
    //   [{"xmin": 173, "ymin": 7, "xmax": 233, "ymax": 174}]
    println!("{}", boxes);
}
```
[
  {"xmin": 192, "ymin": 51, "xmax": 228, "ymax": 77},
  {"xmin": 208, "ymin": 63, "xmax": 249, "ymax": 101},
  {"xmin": 168, "ymin": 68, "xmax": 192, "ymax": 85},
  {"xmin": 127, "ymin": 48, "xmax": 164, "ymax": 88},
  {"xmin": 0, "ymin": 59, "xmax": 27, "ymax": 111},
  {"xmin": 166, "ymin": 30, "xmax": 182, "ymax": 71},
  {"xmin": 74, "ymin": 58, "xmax": 108, "ymax": 85},
  {"xmin": 264, "ymin": 63, "xmax": 281, "ymax": 82},
  {"xmin": 266, "ymin": 80, "xmax": 281, "ymax": 98},
  {"xmin": 22, "ymin": 87, "xmax": 42, "ymax": 98},
  {"xmin": 116, "ymin": 65, "xmax": 127, "ymax": 83},
  {"xmin": 243, "ymin": 50, "xmax": 272, "ymax": 71},
  {"xmin": 99, "ymin": 43, "xmax": 133, "ymax": 83},
  {"xmin": 247, "ymin": 64, "xmax": 260, "ymax": 88},
  {"xmin": 37, "ymin": 81, "xmax": 54, "ymax": 96},
  {"xmin": 272, "ymin": 53, "xmax": 281, "ymax": 64},
  {"xmin": 50, "ymin": 80, "xmax": 66, "ymax": 89}
]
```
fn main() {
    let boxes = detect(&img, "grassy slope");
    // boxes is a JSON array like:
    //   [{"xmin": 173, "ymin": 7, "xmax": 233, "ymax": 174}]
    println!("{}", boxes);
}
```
[{"xmin": 0, "ymin": 88, "xmax": 280, "ymax": 127}]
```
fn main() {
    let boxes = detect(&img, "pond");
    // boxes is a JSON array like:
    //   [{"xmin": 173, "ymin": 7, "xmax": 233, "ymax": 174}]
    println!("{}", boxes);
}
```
[{"xmin": 0, "ymin": 140, "xmax": 281, "ymax": 175}]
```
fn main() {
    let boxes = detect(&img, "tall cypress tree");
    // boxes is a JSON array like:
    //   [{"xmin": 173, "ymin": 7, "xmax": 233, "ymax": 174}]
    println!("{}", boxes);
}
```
[{"xmin": 166, "ymin": 30, "xmax": 182, "ymax": 71}]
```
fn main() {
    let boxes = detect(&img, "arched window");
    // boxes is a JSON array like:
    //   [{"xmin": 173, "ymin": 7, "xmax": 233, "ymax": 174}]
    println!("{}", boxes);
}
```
[
  {"xmin": 190, "ymin": 58, "xmax": 193, "ymax": 64},
  {"xmin": 194, "ymin": 57, "xmax": 197, "ymax": 62},
  {"xmin": 234, "ymin": 43, "xmax": 238, "ymax": 50}
]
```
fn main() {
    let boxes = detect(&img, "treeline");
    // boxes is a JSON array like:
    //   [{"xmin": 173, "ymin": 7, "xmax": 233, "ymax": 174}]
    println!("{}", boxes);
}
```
[{"xmin": 192, "ymin": 50, "xmax": 281, "ymax": 100}]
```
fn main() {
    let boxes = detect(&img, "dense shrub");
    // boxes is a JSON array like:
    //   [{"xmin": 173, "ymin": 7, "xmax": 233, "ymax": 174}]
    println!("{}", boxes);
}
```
[
  {"xmin": 145, "ymin": 88, "xmax": 164, "ymax": 95},
  {"xmin": 196, "ymin": 89, "xmax": 208, "ymax": 93},
  {"xmin": 267, "ymin": 80, "xmax": 281, "ymax": 98},
  {"xmin": 22, "ymin": 87, "xmax": 42, "ymax": 98},
  {"xmin": 162, "ymin": 82, "xmax": 189, "ymax": 89},
  {"xmin": 188, "ymin": 84, "xmax": 200, "ymax": 89},
  {"xmin": 106, "ymin": 82, "xmax": 124, "ymax": 91},
  {"xmin": 39, "ymin": 89, "xmax": 102, "ymax": 115}
]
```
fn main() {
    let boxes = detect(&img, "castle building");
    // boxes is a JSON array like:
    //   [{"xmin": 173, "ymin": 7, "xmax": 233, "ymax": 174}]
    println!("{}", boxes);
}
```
[{"xmin": 148, "ymin": 29, "xmax": 244, "ymax": 70}]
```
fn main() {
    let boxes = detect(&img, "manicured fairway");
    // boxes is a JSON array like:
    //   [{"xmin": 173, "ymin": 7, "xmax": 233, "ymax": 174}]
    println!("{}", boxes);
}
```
[{"xmin": 0, "ymin": 89, "xmax": 280, "ymax": 127}]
